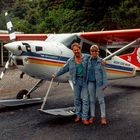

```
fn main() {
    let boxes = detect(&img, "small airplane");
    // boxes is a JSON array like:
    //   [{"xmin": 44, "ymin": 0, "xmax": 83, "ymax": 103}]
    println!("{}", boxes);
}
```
[{"xmin": 0, "ymin": 12, "xmax": 140, "ymax": 115}]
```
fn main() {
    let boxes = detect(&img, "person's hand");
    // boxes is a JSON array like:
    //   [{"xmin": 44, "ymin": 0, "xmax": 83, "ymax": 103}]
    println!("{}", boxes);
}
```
[
  {"xmin": 101, "ymin": 59, "xmax": 106, "ymax": 65},
  {"xmin": 102, "ymin": 85, "xmax": 107, "ymax": 90},
  {"xmin": 52, "ymin": 74, "xmax": 56, "ymax": 79}
]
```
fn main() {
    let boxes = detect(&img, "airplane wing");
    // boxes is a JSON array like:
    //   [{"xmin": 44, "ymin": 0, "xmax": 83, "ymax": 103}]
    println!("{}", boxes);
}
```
[
  {"xmin": 79, "ymin": 28, "xmax": 140, "ymax": 69},
  {"xmin": 0, "ymin": 34, "xmax": 48, "ymax": 42},
  {"xmin": 1, "ymin": 28, "xmax": 140, "ymax": 43},
  {"xmin": 1, "ymin": 28, "xmax": 140, "ymax": 44},
  {"xmin": 80, "ymin": 28, "xmax": 140, "ymax": 44}
]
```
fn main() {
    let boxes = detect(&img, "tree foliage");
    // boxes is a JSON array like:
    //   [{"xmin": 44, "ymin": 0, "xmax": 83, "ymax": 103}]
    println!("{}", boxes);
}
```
[
  {"xmin": 110, "ymin": 0, "xmax": 140, "ymax": 29},
  {"xmin": 0, "ymin": 0, "xmax": 139, "ymax": 33}
]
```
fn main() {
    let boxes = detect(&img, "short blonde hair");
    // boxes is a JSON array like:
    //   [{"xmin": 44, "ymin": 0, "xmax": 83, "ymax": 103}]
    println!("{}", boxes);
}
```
[
  {"xmin": 71, "ymin": 42, "xmax": 81, "ymax": 50},
  {"xmin": 90, "ymin": 44, "xmax": 99, "ymax": 51}
]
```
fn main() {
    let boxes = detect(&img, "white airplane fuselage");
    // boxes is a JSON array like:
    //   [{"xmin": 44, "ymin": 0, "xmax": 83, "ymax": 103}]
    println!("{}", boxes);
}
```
[{"xmin": 4, "ymin": 39, "xmax": 136, "ymax": 82}]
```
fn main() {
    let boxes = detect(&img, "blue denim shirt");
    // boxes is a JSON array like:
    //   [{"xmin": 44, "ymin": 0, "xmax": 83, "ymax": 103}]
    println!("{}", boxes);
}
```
[
  {"xmin": 87, "ymin": 56, "xmax": 107, "ymax": 88},
  {"xmin": 55, "ymin": 54, "xmax": 90, "ymax": 85}
]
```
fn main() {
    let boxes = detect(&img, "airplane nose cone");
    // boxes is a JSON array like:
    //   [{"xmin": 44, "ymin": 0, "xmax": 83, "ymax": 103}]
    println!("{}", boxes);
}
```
[
  {"xmin": 4, "ymin": 43, "xmax": 14, "ymax": 52},
  {"xmin": 4, "ymin": 42, "xmax": 22, "ymax": 55},
  {"xmin": 4, "ymin": 43, "xmax": 12, "ymax": 50}
]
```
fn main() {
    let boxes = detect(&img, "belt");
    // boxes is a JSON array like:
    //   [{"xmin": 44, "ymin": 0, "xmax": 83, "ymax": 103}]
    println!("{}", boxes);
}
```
[{"xmin": 76, "ymin": 76, "xmax": 83, "ymax": 78}]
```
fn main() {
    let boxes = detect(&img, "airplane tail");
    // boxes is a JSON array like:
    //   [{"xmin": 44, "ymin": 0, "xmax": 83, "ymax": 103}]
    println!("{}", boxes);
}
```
[{"xmin": 119, "ymin": 47, "xmax": 140, "ymax": 70}]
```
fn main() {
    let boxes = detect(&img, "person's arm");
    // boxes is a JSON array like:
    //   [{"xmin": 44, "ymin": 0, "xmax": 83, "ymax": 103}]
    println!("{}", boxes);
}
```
[
  {"xmin": 101, "ymin": 65, "xmax": 108, "ymax": 90},
  {"xmin": 52, "ymin": 60, "xmax": 70, "ymax": 79}
]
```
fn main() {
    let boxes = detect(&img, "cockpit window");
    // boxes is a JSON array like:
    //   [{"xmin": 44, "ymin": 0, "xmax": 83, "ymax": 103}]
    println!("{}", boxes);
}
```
[
  {"xmin": 81, "ymin": 42, "xmax": 91, "ymax": 54},
  {"xmin": 81, "ymin": 42, "xmax": 106, "ymax": 58},
  {"xmin": 18, "ymin": 45, "xmax": 22, "ymax": 51},
  {"xmin": 22, "ymin": 42, "xmax": 31, "ymax": 52},
  {"xmin": 36, "ymin": 46, "xmax": 43, "ymax": 51}
]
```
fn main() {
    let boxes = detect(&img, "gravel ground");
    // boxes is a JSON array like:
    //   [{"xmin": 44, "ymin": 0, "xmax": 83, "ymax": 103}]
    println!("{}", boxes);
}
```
[
  {"xmin": 0, "ymin": 68, "xmax": 140, "ymax": 140},
  {"xmin": 0, "ymin": 67, "xmax": 71, "ymax": 100}
]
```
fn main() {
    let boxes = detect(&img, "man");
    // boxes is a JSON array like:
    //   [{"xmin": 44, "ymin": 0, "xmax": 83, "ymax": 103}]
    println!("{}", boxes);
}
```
[
  {"xmin": 87, "ymin": 44, "xmax": 107, "ymax": 125},
  {"xmin": 52, "ymin": 42, "xmax": 89, "ymax": 125}
]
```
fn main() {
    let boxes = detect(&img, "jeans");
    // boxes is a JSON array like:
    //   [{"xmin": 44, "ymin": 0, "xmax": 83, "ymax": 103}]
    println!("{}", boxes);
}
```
[
  {"xmin": 88, "ymin": 81, "xmax": 106, "ymax": 118},
  {"xmin": 73, "ymin": 77, "xmax": 89, "ymax": 119}
]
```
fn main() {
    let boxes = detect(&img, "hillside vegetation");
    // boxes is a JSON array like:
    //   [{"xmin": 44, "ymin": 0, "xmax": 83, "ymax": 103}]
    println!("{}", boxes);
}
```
[{"xmin": 0, "ymin": 0, "xmax": 140, "ymax": 33}]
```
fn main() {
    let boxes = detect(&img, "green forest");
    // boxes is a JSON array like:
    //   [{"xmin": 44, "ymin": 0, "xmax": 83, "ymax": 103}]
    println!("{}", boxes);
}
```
[{"xmin": 0, "ymin": 0, "xmax": 140, "ymax": 33}]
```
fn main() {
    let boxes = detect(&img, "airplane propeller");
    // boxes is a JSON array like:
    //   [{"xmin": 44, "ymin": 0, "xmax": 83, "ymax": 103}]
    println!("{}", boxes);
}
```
[
  {"xmin": 0, "ymin": 12, "xmax": 16, "ymax": 80},
  {"xmin": 0, "ymin": 53, "xmax": 13, "ymax": 80}
]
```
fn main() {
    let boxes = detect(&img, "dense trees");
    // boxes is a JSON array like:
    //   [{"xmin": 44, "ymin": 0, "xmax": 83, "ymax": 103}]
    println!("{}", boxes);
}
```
[
  {"xmin": 111, "ymin": 0, "xmax": 140, "ymax": 29},
  {"xmin": 0, "ymin": 0, "xmax": 140, "ymax": 33}
]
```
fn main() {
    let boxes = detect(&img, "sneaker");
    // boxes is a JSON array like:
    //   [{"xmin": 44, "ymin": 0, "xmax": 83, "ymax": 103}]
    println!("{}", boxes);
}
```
[
  {"xmin": 101, "ymin": 117, "xmax": 107, "ymax": 125},
  {"xmin": 74, "ymin": 116, "xmax": 80, "ymax": 122},
  {"xmin": 82, "ymin": 119, "xmax": 89, "ymax": 125},
  {"xmin": 89, "ymin": 117, "xmax": 96, "ymax": 124}
]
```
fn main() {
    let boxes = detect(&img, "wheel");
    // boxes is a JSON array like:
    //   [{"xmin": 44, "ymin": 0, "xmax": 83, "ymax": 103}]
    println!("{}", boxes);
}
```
[{"xmin": 16, "ymin": 89, "xmax": 30, "ymax": 99}]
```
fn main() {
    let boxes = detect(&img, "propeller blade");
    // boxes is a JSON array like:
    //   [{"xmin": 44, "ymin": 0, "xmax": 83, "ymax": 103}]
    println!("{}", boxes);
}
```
[
  {"xmin": 5, "ymin": 12, "xmax": 16, "ymax": 41},
  {"xmin": 0, "ymin": 12, "xmax": 16, "ymax": 80},
  {"xmin": 0, "ymin": 54, "xmax": 13, "ymax": 80}
]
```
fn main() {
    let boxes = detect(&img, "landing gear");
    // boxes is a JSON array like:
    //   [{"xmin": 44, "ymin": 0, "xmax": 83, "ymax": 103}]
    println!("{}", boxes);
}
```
[
  {"xmin": 0, "ymin": 88, "xmax": 42, "ymax": 106},
  {"xmin": 16, "ymin": 79, "xmax": 45, "ymax": 99},
  {"xmin": 0, "ymin": 79, "xmax": 44, "ymax": 107},
  {"xmin": 16, "ymin": 89, "xmax": 30, "ymax": 99}
]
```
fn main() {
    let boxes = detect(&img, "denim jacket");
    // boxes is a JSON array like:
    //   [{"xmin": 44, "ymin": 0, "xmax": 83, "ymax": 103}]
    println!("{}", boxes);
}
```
[
  {"xmin": 55, "ymin": 54, "xmax": 89, "ymax": 85},
  {"xmin": 87, "ymin": 56, "xmax": 107, "ymax": 88}
]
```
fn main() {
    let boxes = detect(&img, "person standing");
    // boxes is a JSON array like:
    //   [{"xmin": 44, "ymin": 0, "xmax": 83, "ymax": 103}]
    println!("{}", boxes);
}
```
[
  {"xmin": 52, "ymin": 42, "xmax": 89, "ymax": 125},
  {"xmin": 87, "ymin": 44, "xmax": 107, "ymax": 125}
]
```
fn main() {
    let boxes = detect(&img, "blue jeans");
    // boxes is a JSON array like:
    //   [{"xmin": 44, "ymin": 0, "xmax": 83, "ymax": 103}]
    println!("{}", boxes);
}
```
[
  {"xmin": 88, "ymin": 81, "xmax": 106, "ymax": 118},
  {"xmin": 73, "ymin": 77, "xmax": 89, "ymax": 119}
]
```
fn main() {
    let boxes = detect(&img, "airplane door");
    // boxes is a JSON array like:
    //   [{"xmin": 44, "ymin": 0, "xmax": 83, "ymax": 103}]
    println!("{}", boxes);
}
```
[{"xmin": 55, "ymin": 42, "xmax": 73, "ymax": 58}]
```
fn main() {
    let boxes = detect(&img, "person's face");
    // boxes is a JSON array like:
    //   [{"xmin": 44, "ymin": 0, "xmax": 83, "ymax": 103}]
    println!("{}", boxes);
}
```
[
  {"xmin": 72, "ymin": 45, "xmax": 81, "ymax": 57},
  {"xmin": 90, "ymin": 48, "xmax": 99, "ymax": 58}
]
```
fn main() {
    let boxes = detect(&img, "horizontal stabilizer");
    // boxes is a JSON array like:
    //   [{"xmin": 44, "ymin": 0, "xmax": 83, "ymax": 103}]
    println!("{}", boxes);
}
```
[
  {"xmin": 39, "ymin": 107, "xmax": 75, "ymax": 116},
  {"xmin": 0, "ymin": 98, "xmax": 42, "ymax": 107}
]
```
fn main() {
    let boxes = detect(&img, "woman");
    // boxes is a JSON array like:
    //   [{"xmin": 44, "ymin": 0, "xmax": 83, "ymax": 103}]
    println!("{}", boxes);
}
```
[{"xmin": 87, "ymin": 44, "xmax": 107, "ymax": 125}]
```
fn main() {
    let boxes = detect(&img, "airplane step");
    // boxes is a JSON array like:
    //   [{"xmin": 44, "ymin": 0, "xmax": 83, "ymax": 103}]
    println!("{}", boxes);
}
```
[
  {"xmin": 38, "ymin": 107, "xmax": 75, "ymax": 116},
  {"xmin": 0, "ymin": 98, "xmax": 43, "ymax": 106}
]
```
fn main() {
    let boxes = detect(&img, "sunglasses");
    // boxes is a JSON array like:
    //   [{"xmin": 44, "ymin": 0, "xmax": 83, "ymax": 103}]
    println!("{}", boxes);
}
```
[{"xmin": 91, "ymin": 50, "xmax": 98, "ymax": 52}]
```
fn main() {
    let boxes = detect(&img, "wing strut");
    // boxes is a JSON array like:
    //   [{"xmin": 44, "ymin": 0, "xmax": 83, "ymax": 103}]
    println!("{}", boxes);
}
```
[
  {"xmin": 104, "ymin": 38, "xmax": 140, "ymax": 60},
  {"xmin": 40, "ymin": 78, "xmax": 54, "ymax": 110},
  {"xmin": 39, "ymin": 78, "xmax": 75, "ymax": 116}
]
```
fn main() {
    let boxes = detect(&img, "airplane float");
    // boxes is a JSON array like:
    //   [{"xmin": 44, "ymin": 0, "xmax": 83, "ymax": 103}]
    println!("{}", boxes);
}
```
[{"xmin": 0, "ymin": 12, "xmax": 140, "ymax": 115}]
